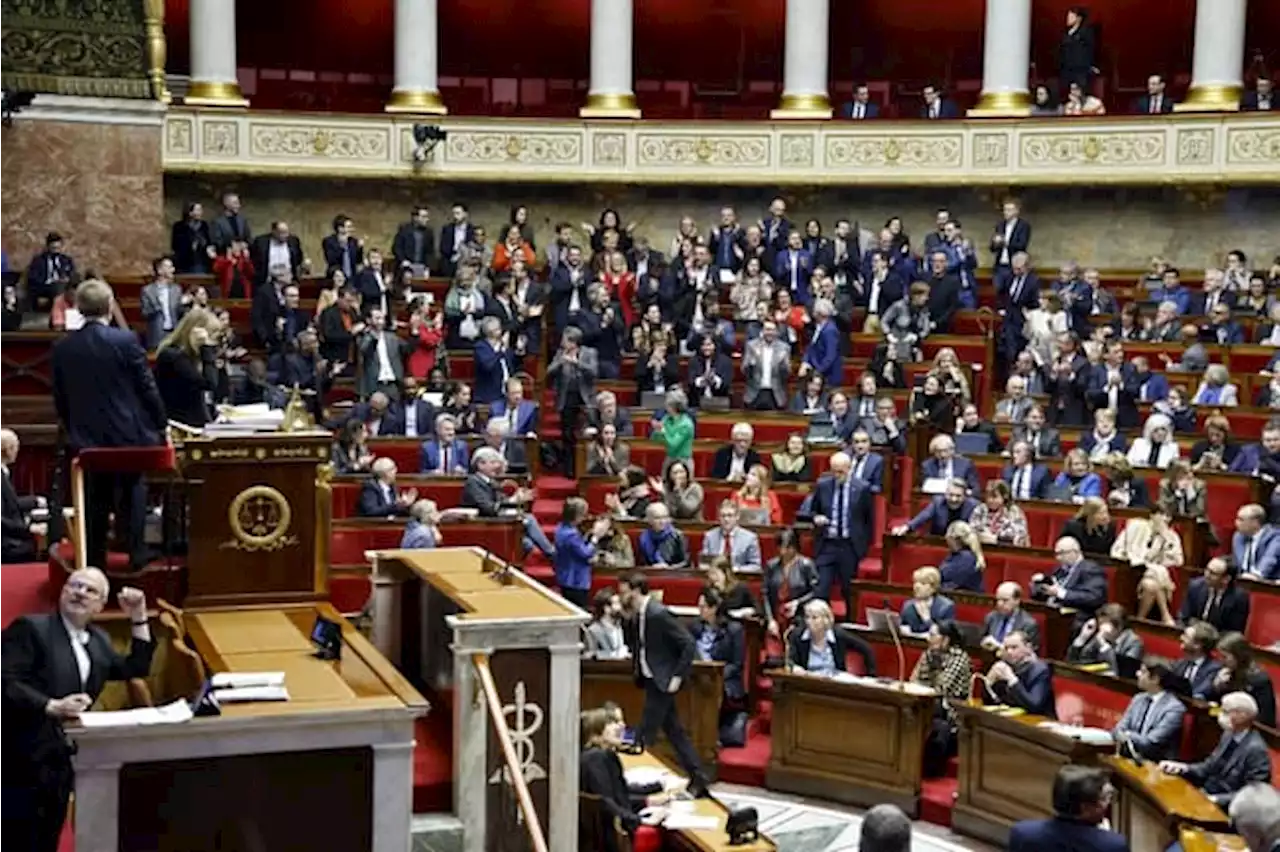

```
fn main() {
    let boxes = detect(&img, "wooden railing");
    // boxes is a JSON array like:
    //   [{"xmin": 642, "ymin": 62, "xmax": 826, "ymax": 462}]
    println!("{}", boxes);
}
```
[{"xmin": 471, "ymin": 652, "xmax": 550, "ymax": 852}]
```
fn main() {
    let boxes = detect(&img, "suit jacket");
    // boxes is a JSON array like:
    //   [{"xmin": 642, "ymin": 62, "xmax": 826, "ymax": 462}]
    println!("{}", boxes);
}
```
[
  {"xmin": 279, "ymin": 351, "xmax": 331, "ymax": 414},
  {"xmin": 1233, "ymin": 525, "xmax": 1280, "ymax": 581},
  {"xmin": 1058, "ymin": 22, "xmax": 1097, "ymax": 78},
  {"xmin": 811, "ymin": 473, "xmax": 874, "ymax": 559},
  {"xmin": 996, "ymin": 396, "xmax": 1035, "ymax": 424},
  {"xmin": 1134, "ymin": 94, "xmax": 1175, "ymax": 114},
  {"xmin": 392, "ymin": 222, "xmax": 436, "ymax": 271},
  {"xmin": 1114, "ymin": 692, "xmax": 1186, "ymax": 761},
  {"xmin": 991, "ymin": 219, "xmax": 1033, "ymax": 264},
  {"xmin": 52, "ymin": 322, "xmax": 166, "ymax": 451},
  {"xmin": 1, "ymin": 470, "xmax": 37, "ymax": 557},
  {"xmin": 907, "ymin": 496, "xmax": 978, "ymax": 536},
  {"xmin": 488, "ymin": 399, "xmax": 539, "ymax": 436},
  {"xmin": 1178, "ymin": 578, "xmax": 1251, "ymax": 635},
  {"xmin": 251, "ymin": 281, "xmax": 287, "ymax": 348},
  {"xmin": 1012, "ymin": 426, "xmax": 1063, "ymax": 459},
  {"xmin": 321, "ymin": 234, "xmax": 364, "ymax": 278},
  {"xmin": 803, "ymin": 321, "xmax": 843, "ymax": 387},
  {"xmin": 711, "ymin": 447, "xmax": 762, "ymax": 481},
  {"xmin": 249, "ymin": 234, "xmax": 304, "ymax": 286},
  {"xmin": 921, "ymin": 456, "xmax": 981, "ymax": 493},
  {"xmin": 155, "ymin": 346, "xmax": 218, "ymax": 428},
  {"xmin": 632, "ymin": 597, "xmax": 695, "ymax": 692},
  {"xmin": 357, "ymin": 478, "xmax": 409, "ymax": 517},
  {"xmin": 1185, "ymin": 729, "xmax": 1272, "ymax": 806},
  {"xmin": 848, "ymin": 452, "xmax": 884, "ymax": 494},
  {"xmin": 699, "ymin": 526, "xmax": 762, "ymax": 571},
  {"xmin": 920, "ymin": 98, "xmax": 960, "ymax": 119},
  {"xmin": 170, "ymin": 219, "xmax": 213, "ymax": 274},
  {"xmin": 473, "ymin": 339, "xmax": 518, "ymax": 405},
  {"xmin": 981, "ymin": 608, "xmax": 1041, "ymax": 650},
  {"xmin": 788, "ymin": 628, "xmax": 878, "ymax": 676},
  {"xmin": 354, "ymin": 268, "xmax": 392, "ymax": 318},
  {"xmin": 1003, "ymin": 463, "xmax": 1052, "ymax": 500},
  {"xmin": 397, "ymin": 396, "xmax": 439, "ymax": 439},
  {"xmin": 438, "ymin": 222, "xmax": 477, "ymax": 275},
  {"xmin": 2, "ymin": 614, "xmax": 155, "ymax": 777},
  {"xmin": 1009, "ymin": 818, "xmax": 1129, "ymax": 852},
  {"xmin": 1172, "ymin": 655, "xmax": 1223, "ymax": 700},
  {"xmin": 347, "ymin": 402, "xmax": 403, "ymax": 437},
  {"xmin": 991, "ymin": 657, "xmax": 1056, "ymax": 717},
  {"xmin": 688, "ymin": 620, "xmax": 746, "ymax": 700},
  {"xmin": 24, "ymin": 250, "xmax": 75, "ymax": 297},
  {"xmin": 318, "ymin": 303, "xmax": 359, "ymax": 363},
  {"xmin": 419, "ymin": 438, "xmax": 470, "ymax": 475},
  {"xmin": 547, "ymin": 347, "xmax": 598, "ymax": 412},
  {"xmin": 139, "ymin": 281, "xmax": 183, "ymax": 349},
  {"xmin": 356, "ymin": 330, "xmax": 406, "ymax": 397},
  {"xmin": 900, "ymin": 595, "xmax": 957, "ymax": 633},
  {"xmin": 839, "ymin": 100, "xmax": 880, "ymax": 119},
  {"xmin": 743, "ymin": 339, "xmax": 790, "ymax": 405},
  {"xmin": 210, "ymin": 212, "xmax": 251, "ymax": 249},
  {"xmin": 1242, "ymin": 90, "xmax": 1278, "ymax": 111},
  {"xmin": 1050, "ymin": 559, "xmax": 1108, "ymax": 615}
]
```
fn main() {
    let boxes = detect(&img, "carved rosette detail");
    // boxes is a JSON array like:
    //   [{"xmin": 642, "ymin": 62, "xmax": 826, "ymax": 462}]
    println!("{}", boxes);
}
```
[
  {"xmin": 166, "ymin": 118, "xmax": 194, "ymax": 156},
  {"xmin": 825, "ymin": 135, "xmax": 963, "ymax": 168},
  {"xmin": 592, "ymin": 133, "xmax": 627, "ymax": 166},
  {"xmin": 780, "ymin": 134, "xmax": 815, "ymax": 168},
  {"xmin": 446, "ymin": 132, "xmax": 582, "ymax": 166},
  {"xmin": 1176, "ymin": 129, "xmax": 1215, "ymax": 166},
  {"xmin": 1225, "ymin": 128, "xmax": 1280, "ymax": 164},
  {"xmin": 249, "ymin": 125, "xmax": 390, "ymax": 161},
  {"xmin": 202, "ymin": 121, "xmax": 239, "ymax": 157},
  {"xmin": 1020, "ymin": 132, "xmax": 1165, "ymax": 167},
  {"xmin": 635, "ymin": 135, "xmax": 770, "ymax": 168},
  {"xmin": 972, "ymin": 133, "xmax": 1011, "ymax": 169}
]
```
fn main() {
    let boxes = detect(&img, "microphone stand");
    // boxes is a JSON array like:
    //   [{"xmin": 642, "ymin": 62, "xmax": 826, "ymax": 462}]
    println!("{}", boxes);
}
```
[
  {"xmin": 882, "ymin": 597, "xmax": 906, "ymax": 691},
  {"xmin": 782, "ymin": 624, "xmax": 796, "ymax": 672}
]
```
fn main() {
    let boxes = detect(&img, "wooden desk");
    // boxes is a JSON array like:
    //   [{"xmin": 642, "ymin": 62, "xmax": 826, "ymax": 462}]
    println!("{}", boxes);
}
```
[
  {"xmin": 1179, "ymin": 826, "xmax": 1248, "ymax": 852},
  {"xmin": 617, "ymin": 750, "xmax": 776, "ymax": 852},
  {"xmin": 767, "ymin": 669, "xmax": 935, "ymax": 815},
  {"xmin": 69, "ymin": 603, "xmax": 426, "ymax": 852},
  {"xmin": 582, "ymin": 658, "xmax": 725, "ymax": 781},
  {"xmin": 1104, "ymin": 756, "xmax": 1230, "ymax": 852},
  {"xmin": 952, "ymin": 702, "xmax": 1112, "ymax": 847}
]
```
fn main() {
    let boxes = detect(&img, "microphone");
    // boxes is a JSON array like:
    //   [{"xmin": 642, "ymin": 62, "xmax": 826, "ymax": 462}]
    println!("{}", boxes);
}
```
[
  {"xmin": 782, "ymin": 624, "xmax": 796, "ymax": 672},
  {"xmin": 882, "ymin": 597, "xmax": 907, "ymax": 691},
  {"xmin": 1115, "ymin": 730, "xmax": 1145, "ymax": 765},
  {"xmin": 969, "ymin": 671, "xmax": 1000, "ymax": 703}
]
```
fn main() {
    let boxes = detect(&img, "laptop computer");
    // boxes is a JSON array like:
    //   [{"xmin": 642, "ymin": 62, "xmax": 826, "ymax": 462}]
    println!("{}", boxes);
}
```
[
  {"xmin": 640, "ymin": 391, "xmax": 668, "ymax": 411},
  {"xmin": 807, "ymin": 415, "xmax": 836, "ymax": 442},
  {"xmin": 865, "ymin": 608, "xmax": 902, "ymax": 634},
  {"xmin": 701, "ymin": 396, "xmax": 731, "ymax": 412},
  {"xmin": 955, "ymin": 431, "xmax": 994, "ymax": 455}
]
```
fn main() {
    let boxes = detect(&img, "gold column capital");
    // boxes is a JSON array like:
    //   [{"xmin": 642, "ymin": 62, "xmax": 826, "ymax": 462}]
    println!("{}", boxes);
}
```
[
  {"xmin": 185, "ymin": 80, "xmax": 248, "ymax": 108},
  {"xmin": 580, "ymin": 92, "xmax": 641, "ymax": 119},
  {"xmin": 385, "ymin": 89, "xmax": 448, "ymax": 115},
  {"xmin": 967, "ymin": 90, "xmax": 1032, "ymax": 118},
  {"xmin": 1174, "ymin": 84, "xmax": 1243, "ymax": 113},
  {"xmin": 771, "ymin": 92, "xmax": 833, "ymax": 120}
]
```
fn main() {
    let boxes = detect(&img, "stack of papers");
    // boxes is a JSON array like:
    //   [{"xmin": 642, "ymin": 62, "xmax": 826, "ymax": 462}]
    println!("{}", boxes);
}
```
[
  {"xmin": 79, "ymin": 699, "xmax": 194, "ymax": 728},
  {"xmin": 205, "ymin": 403, "xmax": 285, "ymax": 434},
  {"xmin": 211, "ymin": 671, "xmax": 289, "ymax": 703},
  {"xmin": 1037, "ymin": 722, "xmax": 1114, "ymax": 745}
]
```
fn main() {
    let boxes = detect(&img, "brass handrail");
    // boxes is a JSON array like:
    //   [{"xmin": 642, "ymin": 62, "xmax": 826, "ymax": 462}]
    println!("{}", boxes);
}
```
[{"xmin": 471, "ymin": 653, "xmax": 550, "ymax": 852}]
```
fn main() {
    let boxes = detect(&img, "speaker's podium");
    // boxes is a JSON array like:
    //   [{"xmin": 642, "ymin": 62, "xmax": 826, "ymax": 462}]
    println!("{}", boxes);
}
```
[{"xmin": 68, "ymin": 405, "xmax": 429, "ymax": 852}]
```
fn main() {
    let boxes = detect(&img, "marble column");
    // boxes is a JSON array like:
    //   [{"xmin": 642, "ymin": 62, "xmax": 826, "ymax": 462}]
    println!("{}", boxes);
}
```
[
  {"xmin": 581, "ymin": 0, "xmax": 641, "ymax": 119},
  {"xmin": 185, "ymin": 0, "xmax": 247, "ymax": 107},
  {"xmin": 386, "ymin": 0, "xmax": 447, "ymax": 114},
  {"xmin": 969, "ymin": 0, "xmax": 1032, "ymax": 116},
  {"xmin": 1177, "ymin": 0, "xmax": 1248, "ymax": 112},
  {"xmin": 772, "ymin": 0, "xmax": 832, "ymax": 119}
]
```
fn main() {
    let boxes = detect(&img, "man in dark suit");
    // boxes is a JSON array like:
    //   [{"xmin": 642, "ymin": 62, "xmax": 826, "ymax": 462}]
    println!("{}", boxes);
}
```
[
  {"xmin": 438, "ymin": 202, "xmax": 476, "ymax": 278},
  {"xmin": 923, "ymin": 251, "xmax": 962, "ymax": 333},
  {"xmin": 250, "ymin": 221, "xmax": 305, "ymax": 287},
  {"xmin": 859, "ymin": 397, "xmax": 908, "ymax": 454},
  {"xmin": 1011, "ymin": 406, "xmax": 1062, "ymax": 459},
  {"xmin": 2, "ymin": 429, "xmax": 46, "ymax": 564},
  {"xmin": 920, "ymin": 435, "xmax": 981, "ymax": 493},
  {"xmin": 1003, "ymin": 440, "xmax": 1052, "ymax": 500},
  {"xmin": 1171, "ymin": 621, "xmax": 1223, "ymax": 700},
  {"xmin": 462, "ymin": 447, "xmax": 555, "ymax": 557},
  {"xmin": 920, "ymin": 83, "xmax": 959, "ymax": 119},
  {"xmin": 318, "ymin": 287, "xmax": 364, "ymax": 365},
  {"xmin": 1177, "ymin": 558, "xmax": 1251, "ymax": 635},
  {"xmin": 572, "ymin": 285, "xmax": 625, "ymax": 381},
  {"xmin": 280, "ymin": 329, "xmax": 334, "ymax": 421},
  {"xmin": 800, "ymin": 298, "xmax": 842, "ymax": 387},
  {"xmin": 1160, "ymin": 691, "xmax": 1272, "ymax": 807},
  {"xmin": 321, "ymin": 214, "xmax": 364, "ymax": 279},
  {"xmin": 489, "ymin": 378, "xmax": 539, "ymax": 437},
  {"xmin": 810, "ymin": 453, "xmax": 873, "ymax": 623},
  {"xmin": 840, "ymin": 83, "xmax": 881, "ymax": 120},
  {"xmin": 546, "ymin": 326, "xmax": 597, "ymax": 476},
  {"xmin": 1241, "ymin": 75, "xmax": 1275, "ymax": 111},
  {"xmin": 346, "ymin": 391, "xmax": 401, "ymax": 437},
  {"xmin": 52, "ymin": 280, "xmax": 166, "ymax": 571},
  {"xmin": 251, "ymin": 269, "xmax": 289, "ymax": 350},
  {"xmin": 1009, "ymin": 765, "xmax": 1128, "ymax": 852},
  {"xmin": 356, "ymin": 308, "xmax": 407, "ymax": 401},
  {"xmin": 2, "ymin": 568, "xmax": 154, "ymax": 852},
  {"xmin": 617, "ymin": 572, "xmax": 710, "ymax": 795},
  {"xmin": 354, "ymin": 247, "xmax": 392, "ymax": 318},
  {"xmin": 209, "ymin": 191, "xmax": 251, "ymax": 251},
  {"xmin": 626, "ymin": 238, "xmax": 666, "ymax": 315},
  {"xmin": 710, "ymin": 423, "xmax": 762, "ymax": 482},
  {"xmin": 1088, "ymin": 341, "xmax": 1140, "ymax": 430},
  {"xmin": 848, "ymin": 431, "xmax": 885, "ymax": 494},
  {"xmin": 708, "ymin": 206, "xmax": 744, "ymax": 273},
  {"xmin": 24, "ymin": 232, "xmax": 75, "ymax": 311},
  {"xmin": 759, "ymin": 196, "xmax": 792, "ymax": 258},
  {"xmin": 1057, "ymin": 6, "xmax": 1097, "ymax": 95},
  {"xmin": 981, "ymin": 582, "xmax": 1042, "ymax": 652},
  {"xmin": 894, "ymin": 480, "xmax": 977, "ymax": 537},
  {"xmin": 1041, "ymin": 536, "xmax": 1108, "ymax": 618},
  {"xmin": 998, "ymin": 253, "xmax": 1040, "ymax": 366},
  {"xmin": 991, "ymin": 201, "xmax": 1032, "ymax": 274},
  {"xmin": 985, "ymin": 630, "xmax": 1056, "ymax": 717},
  {"xmin": 392, "ymin": 206, "xmax": 436, "ymax": 274},
  {"xmin": 548, "ymin": 245, "xmax": 591, "ymax": 333},
  {"xmin": 1134, "ymin": 74, "xmax": 1175, "ymax": 114},
  {"xmin": 357, "ymin": 458, "xmax": 416, "ymax": 517},
  {"xmin": 1113, "ymin": 657, "xmax": 1187, "ymax": 761}
]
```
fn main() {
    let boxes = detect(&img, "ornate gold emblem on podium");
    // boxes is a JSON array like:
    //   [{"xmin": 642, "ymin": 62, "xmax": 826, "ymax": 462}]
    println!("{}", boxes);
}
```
[{"xmin": 221, "ymin": 485, "xmax": 300, "ymax": 552}]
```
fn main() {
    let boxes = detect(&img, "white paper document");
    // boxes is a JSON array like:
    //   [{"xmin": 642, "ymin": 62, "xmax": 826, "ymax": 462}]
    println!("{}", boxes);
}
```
[
  {"xmin": 212, "ymin": 685, "xmax": 290, "ymax": 703},
  {"xmin": 211, "ymin": 671, "xmax": 285, "ymax": 689},
  {"xmin": 78, "ymin": 699, "xmax": 194, "ymax": 728},
  {"xmin": 662, "ymin": 814, "xmax": 719, "ymax": 830},
  {"xmin": 1037, "ymin": 722, "xmax": 1114, "ymax": 745}
]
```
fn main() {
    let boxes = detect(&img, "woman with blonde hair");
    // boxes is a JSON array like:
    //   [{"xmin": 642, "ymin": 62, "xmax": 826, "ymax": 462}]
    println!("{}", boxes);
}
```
[
  {"xmin": 1052, "ymin": 448, "xmax": 1103, "ymax": 502},
  {"xmin": 939, "ymin": 520, "xmax": 986, "ymax": 592},
  {"xmin": 969, "ymin": 480, "xmax": 1030, "ymax": 546},
  {"xmin": 929, "ymin": 347, "xmax": 971, "ymax": 403},
  {"xmin": 155, "ymin": 306, "xmax": 224, "ymax": 428},
  {"xmin": 899, "ymin": 566, "xmax": 957, "ymax": 634},
  {"xmin": 579, "ymin": 707, "xmax": 666, "ymax": 852},
  {"xmin": 1127, "ymin": 413, "xmax": 1180, "ymax": 469},
  {"xmin": 1112, "ymin": 502, "xmax": 1184, "ymax": 625},
  {"xmin": 704, "ymin": 555, "xmax": 760, "ymax": 618},
  {"xmin": 730, "ymin": 464, "xmax": 782, "ymax": 526},
  {"xmin": 1061, "ymin": 496, "xmax": 1117, "ymax": 556}
]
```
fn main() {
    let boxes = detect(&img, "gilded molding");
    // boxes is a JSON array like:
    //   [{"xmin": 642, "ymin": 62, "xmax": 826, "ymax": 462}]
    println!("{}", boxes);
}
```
[
  {"xmin": 1, "ymin": 0, "xmax": 151, "ymax": 98},
  {"xmin": 162, "ymin": 109, "xmax": 1280, "ymax": 186}
]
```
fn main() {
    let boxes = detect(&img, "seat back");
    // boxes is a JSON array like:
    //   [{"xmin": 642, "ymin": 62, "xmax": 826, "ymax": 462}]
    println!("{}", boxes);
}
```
[
  {"xmin": 158, "ymin": 610, "xmax": 206, "ymax": 703},
  {"xmin": 578, "ymin": 792, "xmax": 631, "ymax": 852}
]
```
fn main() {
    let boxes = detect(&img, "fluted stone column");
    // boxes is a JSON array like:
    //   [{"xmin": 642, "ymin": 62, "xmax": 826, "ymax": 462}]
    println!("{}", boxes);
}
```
[
  {"xmin": 185, "ymin": 0, "xmax": 247, "ymax": 107},
  {"xmin": 1177, "ymin": 0, "xmax": 1248, "ymax": 112},
  {"xmin": 386, "ymin": 0, "xmax": 447, "ymax": 114},
  {"xmin": 772, "ymin": 0, "xmax": 832, "ymax": 119},
  {"xmin": 969, "ymin": 0, "xmax": 1032, "ymax": 116},
  {"xmin": 581, "ymin": 0, "xmax": 641, "ymax": 118}
]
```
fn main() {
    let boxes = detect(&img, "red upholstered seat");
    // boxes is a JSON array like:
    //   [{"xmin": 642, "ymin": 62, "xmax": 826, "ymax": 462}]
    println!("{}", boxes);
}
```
[
  {"xmin": 330, "ymin": 478, "xmax": 468, "ymax": 518},
  {"xmin": 1053, "ymin": 672, "xmax": 1129, "ymax": 730},
  {"xmin": 76, "ymin": 444, "xmax": 176, "ymax": 473}
]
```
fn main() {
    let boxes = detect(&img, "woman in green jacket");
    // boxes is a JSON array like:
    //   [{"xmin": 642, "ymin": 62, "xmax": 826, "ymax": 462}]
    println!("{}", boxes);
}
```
[{"xmin": 651, "ymin": 388, "xmax": 695, "ymax": 471}]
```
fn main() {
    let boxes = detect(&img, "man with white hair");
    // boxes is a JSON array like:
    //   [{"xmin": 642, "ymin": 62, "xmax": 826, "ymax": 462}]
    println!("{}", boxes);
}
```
[
  {"xmin": 1228, "ymin": 783, "xmax": 1280, "ymax": 852},
  {"xmin": 358, "ymin": 457, "xmax": 417, "ymax": 517},
  {"xmin": 1160, "ymin": 691, "xmax": 1272, "ymax": 807},
  {"xmin": 711, "ymin": 423, "xmax": 761, "ymax": 482},
  {"xmin": 483, "ymin": 416, "xmax": 527, "ymax": 473},
  {"xmin": 2, "ymin": 568, "xmax": 154, "ymax": 850},
  {"xmin": 2, "ymin": 428, "xmax": 48, "ymax": 563},
  {"xmin": 799, "ymin": 298, "xmax": 842, "ymax": 386},
  {"xmin": 809, "ymin": 451, "xmax": 873, "ymax": 620},
  {"xmin": 980, "ymin": 581, "xmax": 1042, "ymax": 653},
  {"xmin": 462, "ymin": 446, "xmax": 555, "ymax": 558}
]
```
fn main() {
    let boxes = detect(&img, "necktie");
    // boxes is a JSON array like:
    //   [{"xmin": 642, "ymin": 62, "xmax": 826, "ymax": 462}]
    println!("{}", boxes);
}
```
[
  {"xmin": 1242, "ymin": 537, "xmax": 1254, "ymax": 574},
  {"xmin": 1150, "ymin": 96, "xmax": 1159, "ymax": 114},
  {"xmin": 722, "ymin": 533, "xmax": 731, "ymax": 557},
  {"xmin": 441, "ymin": 445, "xmax": 449, "ymax": 474},
  {"xmin": 1148, "ymin": 442, "xmax": 1161, "ymax": 467},
  {"xmin": 1186, "ymin": 660, "xmax": 1200, "ymax": 686},
  {"xmin": 1137, "ymin": 695, "xmax": 1155, "ymax": 735},
  {"xmin": 1011, "ymin": 276, "xmax": 1023, "ymax": 301},
  {"xmin": 853, "ymin": 457, "xmax": 865, "ymax": 481},
  {"xmin": 855, "ymin": 103, "xmax": 863, "ymax": 118},
  {"xmin": 998, "ymin": 614, "xmax": 1012, "ymax": 641},
  {"xmin": 1014, "ymin": 469, "xmax": 1024, "ymax": 499},
  {"xmin": 834, "ymin": 481, "xmax": 844, "ymax": 538},
  {"xmin": 1202, "ymin": 591, "xmax": 1219, "ymax": 621}
]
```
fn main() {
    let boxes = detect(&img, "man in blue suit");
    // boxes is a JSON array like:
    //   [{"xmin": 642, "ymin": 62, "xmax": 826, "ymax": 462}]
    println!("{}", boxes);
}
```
[
  {"xmin": 1003, "ymin": 440, "xmax": 1052, "ymax": 500},
  {"xmin": 1233, "ymin": 504, "xmax": 1280, "ymax": 581},
  {"xmin": 397, "ymin": 377, "xmax": 438, "ymax": 440},
  {"xmin": 894, "ymin": 480, "xmax": 977, "ymax": 537},
  {"xmin": 920, "ymin": 434, "xmax": 981, "ymax": 494},
  {"xmin": 52, "ymin": 280, "xmax": 167, "ymax": 571},
  {"xmin": 419, "ymin": 414, "xmax": 470, "ymax": 476},
  {"xmin": 1133, "ymin": 74, "xmax": 1175, "ymax": 114},
  {"xmin": 839, "ymin": 83, "xmax": 880, "ymax": 120},
  {"xmin": 773, "ymin": 231, "xmax": 814, "ymax": 306},
  {"xmin": 1009, "ymin": 765, "xmax": 1129, "ymax": 851},
  {"xmin": 1129, "ymin": 356, "xmax": 1170, "ymax": 404},
  {"xmin": 848, "ymin": 432, "xmax": 885, "ymax": 494},
  {"xmin": 1041, "ymin": 536, "xmax": 1108, "ymax": 619},
  {"xmin": 920, "ymin": 83, "xmax": 959, "ymax": 119},
  {"xmin": 986, "ymin": 630, "xmax": 1057, "ymax": 717},
  {"xmin": 810, "ymin": 453, "xmax": 873, "ymax": 622},
  {"xmin": 473, "ymin": 317, "xmax": 519, "ymax": 405},
  {"xmin": 488, "ymin": 377, "xmax": 539, "ymax": 437},
  {"xmin": 1113, "ymin": 657, "xmax": 1187, "ymax": 761},
  {"xmin": 799, "ymin": 298, "xmax": 842, "ymax": 387}
]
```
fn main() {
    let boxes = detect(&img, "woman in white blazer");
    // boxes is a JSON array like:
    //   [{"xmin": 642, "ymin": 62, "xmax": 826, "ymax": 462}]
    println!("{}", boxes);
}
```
[
  {"xmin": 1112, "ymin": 504, "xmax": 1184, "ymax": 625},
  {"xmin": 1127, "ymin": 413, "xmax": 1181, "ymax": 470}
]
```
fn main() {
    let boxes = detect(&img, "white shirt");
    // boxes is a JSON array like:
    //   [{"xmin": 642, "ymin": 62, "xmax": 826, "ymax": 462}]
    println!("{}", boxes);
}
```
[
  {"xmin": 404, "ymin": 403, "xmax": 419, "ymax": 438},
  {"xmin": 268, "ymin": 240, "xmax": 291, "ymax": 272},
  {"xmin": 452, "ymin": 224, "xmax": 468, "ymax": 259},
  {"xmin": 568, "ymin": 267, "xmax": 583, "ymax": 313},
  {"xmin": 375, "ymin": 333, "xmax": 396, "ymax": 383},
  {"xmin": 156, "ymin": 281, "xmax": 174, "ymax": 330},
  {"xmin": 729, "ymin": 452, "xmax": 748, "ymax": 480},
  {"xmin": 636, "ymin": 255, "xmax": 649, "ymax": 281},
  {"xmin": 851, "ymin": 101, "xmax": 865, "ymax": 119},
  {"xmin": 1000, "ymin": 219, "xmax": 1017, "ymax": 265},
  {"xmin": 868, "ymin": 273, "xmax": 885, "ymax": 314},
  {"xmin": 62, "ymin": 616, "xmax": 91, "ymax": 685},
  {"xmin": 1012, "ymin": 464, "xmax": 1033, "ymax": 500},
  {"xmin": 758, "ymin": 342, "xmax": 775, "ymax": 389}
]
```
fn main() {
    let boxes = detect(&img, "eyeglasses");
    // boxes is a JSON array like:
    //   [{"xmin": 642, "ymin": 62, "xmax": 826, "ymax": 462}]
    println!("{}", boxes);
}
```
[{"xmin": 65, "ymin": 580, "xmax": 104, "ymax": 597}]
